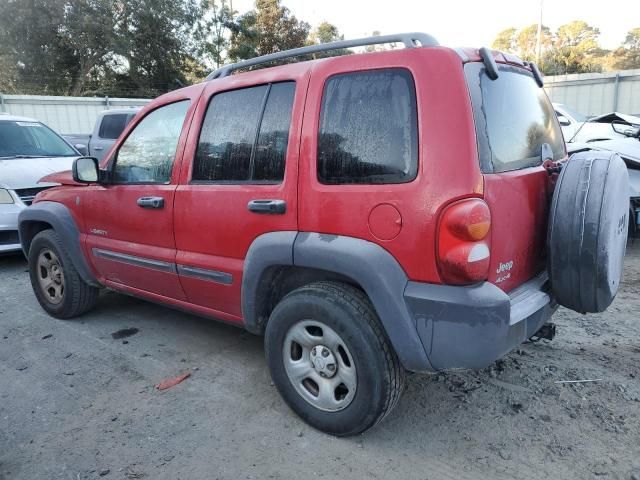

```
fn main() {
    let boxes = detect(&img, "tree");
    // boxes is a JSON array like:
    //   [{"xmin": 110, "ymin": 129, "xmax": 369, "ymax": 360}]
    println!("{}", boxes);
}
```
[
  {"xmin": 365, "ymin": 30, "xmax": 396, "ymax": 52},
  {"xmin": 516, "ymin": 24, "xmax": 552, "ymax": 62},
  {"xmin": 549, "ymin": 20, "xmax": 603, "ymax": 74},
  {"xmin": 306, "ymin": 21, "xmax": 350, "ymax": 59},
  {"xmin": 197, "ymin": 0, "xmax": 235, "ymax": 69},
  {"xmin": 228, "ymin": 0, "xmax": 309, "ymax": 62},
  {"xmin": 311, "ymin": 22, "xmax": 343, "ymax": 44},
  {"xmin": 60, "ymin": 0, "xmax": 117, "ymax": 95},
  {"xmin": 110, "ymin": 0, "xmax": 205, "ymax": 96},
  {"xmin": 611, "ymin": 28, "xmax": 640, "ymax": 70},
  {"xmin": 492, "ymin": 28, "xmax": 517, "ymax": 52},
  {"xmin": 0, "ymin": 54, "xmax": 19, "ymax": 93},
  {"xmin": 0, "ymin": 0, "xmax": 207, "ymax": 96}
]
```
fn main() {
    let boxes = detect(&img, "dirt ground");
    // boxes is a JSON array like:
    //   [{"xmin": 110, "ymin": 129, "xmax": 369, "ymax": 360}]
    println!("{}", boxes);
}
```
[{"xmin": 1, "ymin": 245, "xmax": 639, "ymax": 480}]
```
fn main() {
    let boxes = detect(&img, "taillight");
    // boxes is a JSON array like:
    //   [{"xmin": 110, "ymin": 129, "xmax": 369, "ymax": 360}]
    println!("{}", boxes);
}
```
[{"xmin": 437, "ymin": 199, "xmax": 491, "ymax": 285}]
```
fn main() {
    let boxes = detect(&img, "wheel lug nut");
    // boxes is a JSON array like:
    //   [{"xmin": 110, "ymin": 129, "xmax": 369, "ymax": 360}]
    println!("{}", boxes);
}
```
[
  {"xmin": 319, "ymin": 372, "xmax": 326, "ymax": 377},
  {"xmin": 322, "ymin": 348, "xmax": 329, "ymax": 357},
  {"xmin": 327, "ymin": 364, "xmax": 336, "ymax": 371}
]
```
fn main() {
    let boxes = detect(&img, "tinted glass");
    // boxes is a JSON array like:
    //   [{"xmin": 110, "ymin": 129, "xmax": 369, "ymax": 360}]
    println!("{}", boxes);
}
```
[
  {"xmin": 193, "ymin": 82, "xmax": 295, "ymax": 183},
  {"xmin": 318, "ymin": 69, "xmax": 418, "ymax": 184},
  {"xmin": 465, "ymin": 63, "xmax": 565, "ymax": 173},
  {"xmin": 253, "ymin": 83, "xmax": 295, "ymax": 181},
  {"xmin": 194, "ymin": 86, "xmax": 268, "ymax": 182},
  {"xmin": 0, "ymin": 121, "xmax": 77, "ymax": 158},
  {"xmin": 113, "ymin": 100, "xmax": 189, "ymax": 184},
  {"xmin": 98, "ymin": 113, "xmax": 128, "ymax": 139}
]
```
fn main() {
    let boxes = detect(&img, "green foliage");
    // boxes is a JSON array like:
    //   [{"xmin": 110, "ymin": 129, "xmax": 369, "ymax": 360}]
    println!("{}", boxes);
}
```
[
  {"xmin": 227, "ymin": 0, "xmax": 310, "ymax": 62},
  {"xmin": 548, "ymin": 20, "xmax": 603, "ymax": 74},
  {"xmin": 610, "ymin": 28, "xmax": 640, "ymax": 70},
  {"xmin": 0, "ymin": 0, "xmax": 204, "ymax": 97},
  {"xmin": 490, "ymin": 20, "xmax": 639, "ymax": 75},
  {"xmin": 492, "ymin": 28, "xmax": 517, "ymax": 52},
  {"xmin": 197, "ymin": 0, "xmax": 235, "ymax": 69}
]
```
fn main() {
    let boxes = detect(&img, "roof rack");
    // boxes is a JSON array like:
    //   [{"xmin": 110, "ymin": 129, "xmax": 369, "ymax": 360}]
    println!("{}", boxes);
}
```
[{"xmin": 206, "ymin": 32, "xmax": 439, "ymax": 80}]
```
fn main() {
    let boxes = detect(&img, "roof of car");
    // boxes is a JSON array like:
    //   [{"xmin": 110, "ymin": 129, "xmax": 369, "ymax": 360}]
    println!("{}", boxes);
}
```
[
  {"xmin": 0, "ymin": 113, "xmax": 40, "ymax": 122},
  {"xmin": 99, "ymin": 107, "xmax": 143, "ymax": 115}
]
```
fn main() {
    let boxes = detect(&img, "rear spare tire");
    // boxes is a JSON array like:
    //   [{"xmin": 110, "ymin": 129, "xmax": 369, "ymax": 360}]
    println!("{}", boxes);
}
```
[{"xmin": 548, "ymin": 151, "xmax": 629, "ymax": 313}]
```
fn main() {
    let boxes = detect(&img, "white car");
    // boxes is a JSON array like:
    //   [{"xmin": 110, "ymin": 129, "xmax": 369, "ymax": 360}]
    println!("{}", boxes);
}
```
[
  {"xmin": 554, "ymin": 103, "xmax": 640, "ymax": 143},
  {"xmin": 0, "ymin": 114, "xmax": 80, "ymax": 253},
  {"xmin": 566, "ymin": 134, "xmax": 640, "ymax": 234}
]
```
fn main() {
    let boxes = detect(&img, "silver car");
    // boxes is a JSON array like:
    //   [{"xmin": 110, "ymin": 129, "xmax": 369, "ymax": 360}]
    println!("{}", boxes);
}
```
[{"xmin": 0, "ymin": 114, "xmax": 80, "ymax": 253}]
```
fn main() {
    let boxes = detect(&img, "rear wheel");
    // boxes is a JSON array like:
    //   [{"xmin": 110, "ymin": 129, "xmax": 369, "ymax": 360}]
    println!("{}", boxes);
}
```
[
  {"xmin": 265, "ymin": 281, "xmax": 405, "ymax": 436},
  {"xmin": 28, "ymin": 229, "xmax": 99, "ymax": 318}
]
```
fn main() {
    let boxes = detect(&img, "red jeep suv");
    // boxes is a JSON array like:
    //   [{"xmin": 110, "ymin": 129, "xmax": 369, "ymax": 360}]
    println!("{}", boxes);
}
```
[{"xmin": 19, "ymin": 33, "xmax": 629, "ymax": 436}]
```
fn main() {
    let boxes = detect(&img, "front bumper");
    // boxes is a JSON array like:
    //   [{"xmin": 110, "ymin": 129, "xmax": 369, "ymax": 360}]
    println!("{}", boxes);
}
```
[
  {"xmin": 0, "ymin": 201, "xmax": 25, "ymax": 253},
  {"xmin": 404, "ymin": 272, "xmax": 555, "ymax": 371}
]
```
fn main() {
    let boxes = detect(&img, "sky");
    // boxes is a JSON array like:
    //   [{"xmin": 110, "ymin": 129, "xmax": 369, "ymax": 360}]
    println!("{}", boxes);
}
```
[{"xmin": 231, "ymin": 0, "xmax": 635, "ymax": 50}]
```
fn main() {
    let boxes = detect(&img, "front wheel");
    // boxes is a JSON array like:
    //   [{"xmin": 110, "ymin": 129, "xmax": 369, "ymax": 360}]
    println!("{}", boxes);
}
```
[
  {"xmin": 265, "ymin": 281, "xmax": 405, "ymax": 436},
  {"xmin": 28, "ymin": 229, "xmax": 99, "ymax": 319}
]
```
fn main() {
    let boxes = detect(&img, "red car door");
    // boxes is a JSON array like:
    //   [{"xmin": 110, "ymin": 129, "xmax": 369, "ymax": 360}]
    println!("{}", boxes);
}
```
[
  {"xmin": 83, "ymin": 88, "xmax": 200, "ymax": 299},
  {"xmin": 173, "ymin": 65, "xmax": 309, "ymax": 324}
]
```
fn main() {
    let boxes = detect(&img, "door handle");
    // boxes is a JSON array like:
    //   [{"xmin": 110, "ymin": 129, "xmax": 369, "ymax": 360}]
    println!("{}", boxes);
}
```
[
  {"xmin": 137, "ymin": 196, "xmax": 165, "ymax": 209},
  {"xmin": 93, "ymin": 146, "xmax": 104, "ymax": 150},
  {"xmin": 247, "ymin": 199, "xmax": 286, "ymax": 214}
]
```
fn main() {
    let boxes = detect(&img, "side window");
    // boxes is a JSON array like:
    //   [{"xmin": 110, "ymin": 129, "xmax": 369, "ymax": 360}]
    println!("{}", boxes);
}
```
[
  {"xmin": 113, "ymin": 101, "xmax": 189, "ymax": 184},
  {"xmin": 193, "ymin": 82, "xmax": 295, "ymax": 183},
  {"xmin": 318, "ymin": 69, "xmax": 418, "ymax": 184},
  {"xmin": 98, "ymin": 114, "xmax": 128, "ymax": 139}
]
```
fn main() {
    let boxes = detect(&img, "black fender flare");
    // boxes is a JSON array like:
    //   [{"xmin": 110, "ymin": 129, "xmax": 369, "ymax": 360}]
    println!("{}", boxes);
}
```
[
  {"xmin": 18, "ymin": 201, "xmax": 100, "ymax": 288},
  {"xmin": 242, "ymin": 231, "xmax": 433, "ymax": 371}
]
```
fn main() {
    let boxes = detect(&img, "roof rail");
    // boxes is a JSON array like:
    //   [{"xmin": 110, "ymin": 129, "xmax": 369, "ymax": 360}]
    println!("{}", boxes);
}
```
[{"xmin": 206, "ymin": 32, "xmax": 439, "ymax": 80}]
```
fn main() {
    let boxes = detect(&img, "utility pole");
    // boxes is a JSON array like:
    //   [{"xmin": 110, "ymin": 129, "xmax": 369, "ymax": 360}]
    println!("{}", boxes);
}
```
[{"xmin": 535, "ymin": 0, "xmax": 543, "ymax": 63}]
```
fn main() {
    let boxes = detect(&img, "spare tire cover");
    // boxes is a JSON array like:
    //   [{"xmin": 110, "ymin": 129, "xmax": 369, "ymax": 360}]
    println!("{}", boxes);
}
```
[{"xmin": 548, "ymin": 151, "xmax": 629, "ymax": 313}]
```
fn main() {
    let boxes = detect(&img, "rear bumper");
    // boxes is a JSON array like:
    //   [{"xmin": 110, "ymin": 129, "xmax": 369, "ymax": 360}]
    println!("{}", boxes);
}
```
[{"xmin": 404, "ymin": 272, "xmax": 555, "ymax": 371}]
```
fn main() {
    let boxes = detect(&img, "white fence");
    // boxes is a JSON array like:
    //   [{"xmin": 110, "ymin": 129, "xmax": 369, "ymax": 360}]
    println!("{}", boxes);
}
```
[
  {"xmin": 544, "ymin": 69, "xmax": 640, "ymax": 116},
  {"xmin": 0, "ymin": 94, "xmax": 151, "ymax": 134}
]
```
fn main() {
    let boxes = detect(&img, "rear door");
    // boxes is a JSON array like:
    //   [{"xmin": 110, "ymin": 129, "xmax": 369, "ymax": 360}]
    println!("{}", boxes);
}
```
[
  {"xmin": 465, "ymin": 62, "xmax": 566, "ymax": 291},
  {"xmin": 173, "ymin": 67, "xmax": 308, "ymax": 323},
  {"xmin": 83, "ymin": 96, "xmax": 197, "ymax": 299}
]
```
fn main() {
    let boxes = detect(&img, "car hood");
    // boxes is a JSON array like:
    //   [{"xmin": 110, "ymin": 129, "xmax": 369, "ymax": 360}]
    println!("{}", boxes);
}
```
[
  {"xmin": 0, "ymin": 156, "xmax": 78, "ymax": 190},
  {"xmin": 589, "ymin": 138, "xmax": 640, "ymax": 164}
]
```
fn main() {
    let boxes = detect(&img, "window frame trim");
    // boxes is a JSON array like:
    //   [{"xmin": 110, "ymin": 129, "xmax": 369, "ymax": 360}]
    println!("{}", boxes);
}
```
[
  {"xmin": 110, "ymin": 99, "xmax": 192, "ymax": 186},
  {"xmin": 189, "ymin": 81, "xmax": 295, "ymax": 185},
  {"xmin": 316, "ymin": 67, "xmax": 420, "ymax": 186}
]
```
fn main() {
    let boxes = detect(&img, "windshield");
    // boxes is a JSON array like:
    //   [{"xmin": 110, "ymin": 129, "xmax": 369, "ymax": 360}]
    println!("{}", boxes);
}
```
[
  {"xmin": 465, "ymin": 63, "xmax": 565, "ymax": 173},
  {"xmin": 0, "ymin": 121, "xmax": 77, "ymax": 158},
  {"xmin": 558, "ymin": 104, "xmax": 587, "ymax": 123}
]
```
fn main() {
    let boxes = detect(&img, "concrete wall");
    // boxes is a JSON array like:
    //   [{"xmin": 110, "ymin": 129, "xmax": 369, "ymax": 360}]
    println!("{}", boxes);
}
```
[
  {"xmin": 544, "ymin": 69, "xmax": 640, "ymax": 116},
  {"xmin": 0, "ymin": 95, "xmax": 151, "ymax": 134}
]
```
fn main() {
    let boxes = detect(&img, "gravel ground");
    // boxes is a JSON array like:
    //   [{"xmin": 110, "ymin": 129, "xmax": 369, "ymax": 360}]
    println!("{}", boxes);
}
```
[{"xmin": 1, "ymin": 245, "xmax": 639, "ymax": 480}]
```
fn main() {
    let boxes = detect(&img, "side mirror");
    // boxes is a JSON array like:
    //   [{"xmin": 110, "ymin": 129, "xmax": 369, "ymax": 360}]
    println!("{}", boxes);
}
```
[
  {"xmin": 557, "ymin": 115, "xmax": 571, "ymax": 127},
  {"xmin": 72, "ymin": 156, "xmax": 100, "ymax": 183},
  {"xmin": 74, "ymin": 144, "xmax": 88, "ymax": 156},
  {"xmin": 612, "ymin": 120, "xmax": 640, "ymax": 138}
]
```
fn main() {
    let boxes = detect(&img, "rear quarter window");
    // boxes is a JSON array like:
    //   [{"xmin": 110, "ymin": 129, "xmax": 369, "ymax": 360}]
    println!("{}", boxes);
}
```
[
  {"xmin": 465, "ymin": 63, "xmax": 565, "ymax": 173},
  {"xmin": 98, "ymin": 114, "xmax": 129, "ymax": 140},
  {"xmin": 317, "ymin": 68, "xmax": 418, "ymax": 184}
]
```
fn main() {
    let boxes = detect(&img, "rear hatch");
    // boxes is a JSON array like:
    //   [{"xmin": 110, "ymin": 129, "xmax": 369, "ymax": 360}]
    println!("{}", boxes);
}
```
[{"xmin": 464, "ymin": 61, "xmax": 566, "ymax": 292}]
